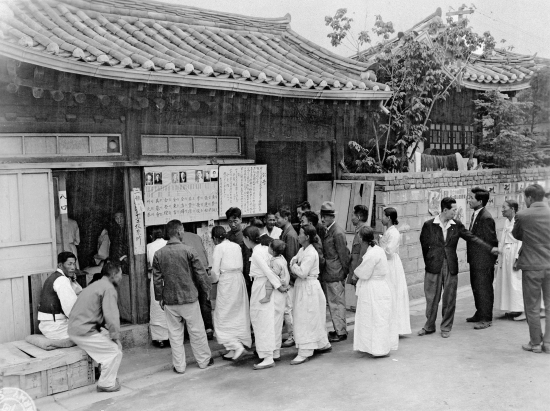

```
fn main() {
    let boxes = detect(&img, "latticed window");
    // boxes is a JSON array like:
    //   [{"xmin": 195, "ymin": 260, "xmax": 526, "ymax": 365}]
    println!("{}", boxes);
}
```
[{"xmin": 428, "ymin": 124, "xmax": 475, "ymax": 151}]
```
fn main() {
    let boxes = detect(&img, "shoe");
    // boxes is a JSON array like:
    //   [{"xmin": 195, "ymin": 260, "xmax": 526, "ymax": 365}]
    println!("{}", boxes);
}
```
[
  {"xmin": 466, "ymin": 316, "xmax": 480, "ymax": 323},
  {"xmin": 207, "ymin": 357, "xmax": 214, "ymax": 367},
  {"xmin": 253, "ymin": 362, "xmax": 275, "ymax": 370},
  {"xmin": 328, "ymin": 331, "xmax": 337, "ymax": 339},
  {"xmin": 232, "ymin": 346, "xmax": 245, "ymax": 361},
  {"xmin": 223, "ymin": 351, "xmax": 235, "ymax": 361},
  {"xmin": 542, "ymin": 344, "xmax": 550, "ymax": 354},
  {"xmin": 329, "ymin": 334, "xmax": 347, "ymax": 343},
  {"xmin": 273, "ymin": 356, "xmax": 281, "ymax": 362},
  {"xmin": 513, "ymin": 313, "xmax": 526, "ymax": 321},
  {"xmin": 522, "ymin": 342, "xmax": 542, "ymax": 353},
  {"xmin": 173, "ymin": 366, "xmax": 185, "ymax": 374},
  {"xmin": 441, "ymin": 331, "xmax": 451, "ymax": 338},
  {"xmin": 206, "ymin": 329, "xmax": 214, "ymax": 341},
  {"xmin": 314, "ymin": 345, "xmax": 332, "ymax": 354},
  {"xmin": 290, "ymin": 356, "xmax": 309, "ymax": 365},
  {"xmin": 281, "ymin": 337, "xmax": 295, "ymax": 347},
  {"xmin": 97, "ymin": 379, "xmax": 121, "ymax": 392},
  {"xmin": 417, "ymin": 328, "xmax": 435, "ymax": 336},
  {"xmin": 474, "ymin": 321, "xmax": 492, "ymax": 330}
]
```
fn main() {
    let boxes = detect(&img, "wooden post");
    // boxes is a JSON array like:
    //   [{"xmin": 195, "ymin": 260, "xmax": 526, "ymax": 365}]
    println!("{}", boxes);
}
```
[{"xmin": 55, "ymin": 172, "xmax": 71, "ymax": 254}]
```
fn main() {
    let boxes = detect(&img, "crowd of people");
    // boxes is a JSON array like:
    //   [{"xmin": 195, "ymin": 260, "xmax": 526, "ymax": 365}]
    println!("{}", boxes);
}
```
[{"xmin": 36, "ymin": 184, "xmax": 550, "ymax": 393}]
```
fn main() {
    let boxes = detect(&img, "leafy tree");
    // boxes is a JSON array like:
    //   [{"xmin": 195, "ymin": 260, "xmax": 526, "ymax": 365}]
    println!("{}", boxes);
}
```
[
  {"xmin": 517, "ymin": 66, "xmax": 550, "ymax": 139},
  {"xmin": 325, "ymin": 9, "xmax": 495, "ymax": 172},
  {"xmin": 473, "ymin": 90, "xmax": 547, "ymax": 168}
]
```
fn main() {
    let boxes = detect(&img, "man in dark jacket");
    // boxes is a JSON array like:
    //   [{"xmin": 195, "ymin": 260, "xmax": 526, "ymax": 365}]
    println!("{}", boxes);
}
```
[
  {"xmin": 320, "ymin": 201, "xmax": 350, "ymax": 342},
  {"xmin": 153, "ymin": 220, "xmax": 213, "ymax": 374},
  {"xmin": 347, "ymin": 205, "xmax": 369, "ymax": 286},
  {"xmin": 276, "ymin": 206, "xmax": 300, "ymax": 347},
  {"xmin": 512, "ymin": 184, "xmax": 550, "ymax": 354},
  {"xmin": 466, "ymin": 187, "xmax": 499, "ymax": 330},
  {"xmin": 418, "ymin": 197, "xmax": 497, "ymax": 338},
  {"xmin": 225, "ymin": 207, "xmax": 252, "ymax": 297}
]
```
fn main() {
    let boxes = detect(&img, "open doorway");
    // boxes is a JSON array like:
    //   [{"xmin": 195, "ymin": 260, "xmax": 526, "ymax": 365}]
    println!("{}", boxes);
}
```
[{"xmin": 53, "ymin": 168, "xmax": 131, "ymax": 322}]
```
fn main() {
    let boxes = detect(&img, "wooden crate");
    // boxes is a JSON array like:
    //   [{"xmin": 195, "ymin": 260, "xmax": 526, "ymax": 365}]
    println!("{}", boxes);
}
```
[{"xmin": 0, "ymin": 340, "xmax": 95, "ymax": 399}]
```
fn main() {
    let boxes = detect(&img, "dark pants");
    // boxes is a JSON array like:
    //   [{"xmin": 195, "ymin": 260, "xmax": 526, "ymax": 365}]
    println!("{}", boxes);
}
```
[
  {"xmin": 198, "ymin": 289, "xmax": 213, "ymax": 331},
  {"xmin": 470, "ymin": 266, "xmax": 495, "ymax": 322},
  {"xmin": 522, "ymin": 269, "xmax": 550, "ymax": 345},
  {"xmin": 424, "ymin": 261, "xmax": 458, "ymax": 332}
]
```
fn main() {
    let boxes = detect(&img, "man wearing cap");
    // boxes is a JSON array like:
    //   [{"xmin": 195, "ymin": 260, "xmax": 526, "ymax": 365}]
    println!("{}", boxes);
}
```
[
  {"xmin": 38, "ymin": 251, "xmax": 82, "ymax": 340},
  {"xmin": 320, "ymin": 201, "xmax": 351, "ymax": 342}
]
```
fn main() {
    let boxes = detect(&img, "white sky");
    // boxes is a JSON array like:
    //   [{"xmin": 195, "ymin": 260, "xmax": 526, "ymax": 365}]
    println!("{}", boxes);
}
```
[{"xmin": 161, "ymin": 0, "xmax": 550, "ymax": 58}]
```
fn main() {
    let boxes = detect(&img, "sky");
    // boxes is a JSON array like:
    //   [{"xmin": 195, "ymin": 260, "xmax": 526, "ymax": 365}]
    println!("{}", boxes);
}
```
[{"xmin": 160, "ymin": 0, "xmax": 550, "ymax": 58}]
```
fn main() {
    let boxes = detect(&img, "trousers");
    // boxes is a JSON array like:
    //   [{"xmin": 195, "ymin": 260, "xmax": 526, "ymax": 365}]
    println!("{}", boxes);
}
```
[
  {"xmin": 470, "ymin": 266, "xmax": 495, "ymax": 322},
  {"xmin": 284, "ymin": 285, "xmax": 295, "ymax": 338},
  {"xmin": 522, "ymin": 269, "xmax": 550, "ymax": 345},
  {"xmin": 424, "ymin": 261, "xmax": 458, "ymax": 332},
  {"xmin": 165, "ymin": 301, "xmax": 211, "ymax": 372},
  {"xmin": 70, "ymin": 329, "xmax": 122, "ymax": 389},
  {"xmin": 197, "ymin": 288, "xmax": 213, "ymax": 331},
  {"xmin": 322, "ymin": 280, "xmax": 347, "ymax": 336}
]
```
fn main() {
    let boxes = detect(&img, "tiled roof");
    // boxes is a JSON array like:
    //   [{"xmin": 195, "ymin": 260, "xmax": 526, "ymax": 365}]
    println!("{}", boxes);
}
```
[
  {"xmin": 0, "ymin": 0, "xmax": 391, "ymax": 100},
  {"xmin": 352, "ymin": 8, "xmax": 543, "ymax": 92}
]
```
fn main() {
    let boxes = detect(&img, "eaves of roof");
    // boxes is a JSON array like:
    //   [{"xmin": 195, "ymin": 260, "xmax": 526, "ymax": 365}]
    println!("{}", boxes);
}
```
[{"xmin": 0, "ymin": 0, "xmax": 392, "ymax": 100}]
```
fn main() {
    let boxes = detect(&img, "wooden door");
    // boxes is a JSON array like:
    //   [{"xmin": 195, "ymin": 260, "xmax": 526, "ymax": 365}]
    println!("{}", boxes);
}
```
[{"xmin": 0, "ymin": 170, "xmax": 56, "ymax": 343}]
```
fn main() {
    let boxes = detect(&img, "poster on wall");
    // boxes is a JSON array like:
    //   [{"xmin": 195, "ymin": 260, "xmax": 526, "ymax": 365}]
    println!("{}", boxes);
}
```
[
  {"xmin": 143, "ymin": 165, "xmax": 219, "ymax": 226},
  {"xmin": 197, "ymin": 221, "xmax": 233, "ymax": 267},
  {"xmin": 428, "ymin": 190, "xmax": 441, "ymax": 216},
  {"xmin": 218, "ymin": 165, "xmax": 267, "ymax": 217}
]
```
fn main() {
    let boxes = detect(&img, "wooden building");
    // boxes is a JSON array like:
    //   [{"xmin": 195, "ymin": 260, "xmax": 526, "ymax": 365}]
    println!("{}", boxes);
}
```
[
  {"xmin": 0, "ymin": 0, "xmax": 391, "ymax": 343},
  {"xmin": 353, "ymin": 7, "xmax": 543, "ymax": 155}
]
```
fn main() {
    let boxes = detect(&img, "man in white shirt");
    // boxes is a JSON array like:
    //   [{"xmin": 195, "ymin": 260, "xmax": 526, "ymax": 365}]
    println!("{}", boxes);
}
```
[
  {"xmin": 262, "ymin": 212, "xmax": 282, "ymax": 240},
  {"xmin": 147, "ymin": 227, "xmax": 169, "ymax": 347},
  {"xmin": 38, "ymin": 252, "xmax": 82, "ymax": 340}
]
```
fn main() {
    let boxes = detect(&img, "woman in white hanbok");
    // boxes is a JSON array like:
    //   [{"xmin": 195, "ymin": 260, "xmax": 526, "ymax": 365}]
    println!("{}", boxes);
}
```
[
  {"xmin": 211, "ymin": 226, "xmax": 251, "ymax": 360},
  {"xmin": 289, "ymin": 225, "xmax": 331, "ymax": 365},
  {"xmin": 379, "ymin": 207, "xmax": 411, "ymax": 335},
  {"xmin": 243, "ymin": 226, "xmax": 288, "ymax": 370},
  {"xmin": 494, "ymin": 200, "xmax": 525, "ymax": 320},
  {"xmin": 353, "ymin": 226, "xmax": 396, "ymax": 357}
]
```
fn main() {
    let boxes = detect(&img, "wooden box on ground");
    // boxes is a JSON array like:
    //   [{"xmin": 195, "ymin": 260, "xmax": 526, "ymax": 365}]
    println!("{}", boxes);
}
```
[{"xmin": 0, "ymin": 340, "xmax": 95, "ymax": 399}]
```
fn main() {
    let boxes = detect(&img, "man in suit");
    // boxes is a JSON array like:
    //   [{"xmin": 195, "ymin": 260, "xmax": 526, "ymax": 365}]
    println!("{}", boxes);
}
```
[
  {"xmin": 466, "ymin": 187, "xmax": 499, "ymax": 330},
  {"xmin": 418, "ymin": 197, "xmax": 497, "ymax": 338},
  {"xmin": 347, "ymin": 205, "xmax": 369, "ymax": 286},
  {"xmin": 320, "ymin": 201, "xmax": 350, "ymax": 342},
  {"xmin": 512, "ymin": 184, "xmax": 550, "ymax": 354}
]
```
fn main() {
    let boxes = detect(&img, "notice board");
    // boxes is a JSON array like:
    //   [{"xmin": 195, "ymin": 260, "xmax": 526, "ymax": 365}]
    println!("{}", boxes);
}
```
[
  {"xmin": 218, "ymin": 165, "xmax": 267, "ymax": 217},
  {"xmin": 143, "ymin": 165, "xmax": 219, "ymax": 226}
]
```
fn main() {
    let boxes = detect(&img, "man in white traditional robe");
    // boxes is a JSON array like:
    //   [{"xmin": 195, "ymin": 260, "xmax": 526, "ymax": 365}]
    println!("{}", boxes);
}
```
[
  {"xmin": 38, "ymin": 252, "xmax": 82, "ymax": 340},
  {"xmin": 147, "ymin": 227, "xmax": 169, "ymax": 347}
]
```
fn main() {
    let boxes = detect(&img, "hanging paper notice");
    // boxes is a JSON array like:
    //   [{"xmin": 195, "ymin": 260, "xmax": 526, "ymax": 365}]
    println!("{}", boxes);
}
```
[
  {"xmin": 218, "ymin": 165, "xmax": 267, "ymax": 217},
  {"xmin": 131, "ymin": 188, "xmax": 146, "ymax": 255},
  {"xmin": 427, "ymin": 190, "xmax": 441, "ymax": 216},
  {"xmin": 440, "ymin": 187, "xmax": 468, "ymax": 222},
  {"xmin": 143, "ymin": 165, "xmax": 219, "ymax": 226}
]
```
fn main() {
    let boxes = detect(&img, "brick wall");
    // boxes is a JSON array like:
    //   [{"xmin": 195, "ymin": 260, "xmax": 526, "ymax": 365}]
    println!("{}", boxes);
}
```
[{"xmin": 343, "ymin": 167, "xmax": 550, "ymax": 300}]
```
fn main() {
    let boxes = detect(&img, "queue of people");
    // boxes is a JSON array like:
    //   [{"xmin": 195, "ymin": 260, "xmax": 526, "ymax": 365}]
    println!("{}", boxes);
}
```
[{"xmin": 38, "ymin": 184, "xmax": 549, "ymax": 393}]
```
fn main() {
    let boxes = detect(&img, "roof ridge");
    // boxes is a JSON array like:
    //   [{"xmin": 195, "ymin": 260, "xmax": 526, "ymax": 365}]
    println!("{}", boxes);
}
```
[{"xmin": 57, "ymin": 0, "xmax": 292, "ymax": 26}]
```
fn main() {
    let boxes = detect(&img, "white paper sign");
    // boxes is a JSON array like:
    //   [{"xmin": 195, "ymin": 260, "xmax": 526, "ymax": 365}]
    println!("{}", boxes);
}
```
[
  {"xmin": 218, "ymin": 165, "xmax": 267, "ymax": 217},
  {"xmin": 143, "ymin": 165, "xmax": 219, "ymax": 226},
  {"xmin": 131, "ymin": 188, "xmax": 146, "ymax": 255},
  {"xmin": 58, "ymin": 190, "xmax": 68, "ymax": 214}
]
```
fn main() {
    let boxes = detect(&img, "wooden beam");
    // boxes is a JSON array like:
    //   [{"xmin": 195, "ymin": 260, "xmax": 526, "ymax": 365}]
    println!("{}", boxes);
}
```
[{"xmin": 446, "ymin": 10, "xmax": 474, "ymax": 16}]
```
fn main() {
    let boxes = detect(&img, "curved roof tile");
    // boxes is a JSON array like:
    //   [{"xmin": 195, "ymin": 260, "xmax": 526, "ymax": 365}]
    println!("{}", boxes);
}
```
[
  {"xmin": 351, "ymin": 8, "xmax": 543, "ymax": 92},
  {"xmin": 0, "ymin": 0, "xmax": 391, "ymax": 99}
]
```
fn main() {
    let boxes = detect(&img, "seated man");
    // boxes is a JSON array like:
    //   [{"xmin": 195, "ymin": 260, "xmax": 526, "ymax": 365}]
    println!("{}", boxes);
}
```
[
  {"xmin": 38, "ymin": 252, "xmax": 82, "ymax": 340},
  {"xmin": 69, "ymin": 261, "xmax": 124, "ymax": 392}
]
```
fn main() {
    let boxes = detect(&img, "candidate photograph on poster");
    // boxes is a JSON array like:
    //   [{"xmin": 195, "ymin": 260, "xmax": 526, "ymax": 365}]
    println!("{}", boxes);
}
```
[
  {"xmin": 204, "ymin": 170, "xmax": 211, "ymax": 182},
  {"xmin": 210, "ymin": 169, "xmax": 218, "ymax": 181},
  {"xmin": 196, "ymin": 170, "xmax": 204, "ymax": 182},
  {"xmin": 145, "ymin": 172, "xmax": 153, "ymax": 185},
  {"xmin": 179, "ymin": 171, "xmax": 187, "ymax": 183},
  {"xmin": 171, "ymin": 172, "xmax": 179, "ymax": 184},
  {"xmin": 153, "ymin": 172, "xmax": 162, "ymax": 185}
]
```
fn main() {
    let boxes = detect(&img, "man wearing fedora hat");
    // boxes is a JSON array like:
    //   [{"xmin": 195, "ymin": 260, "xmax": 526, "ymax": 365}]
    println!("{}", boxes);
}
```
[{"xmin": 320, "ymin": 201, "xmax": 350, "ymax": 342}]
